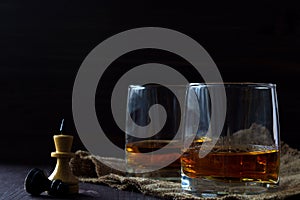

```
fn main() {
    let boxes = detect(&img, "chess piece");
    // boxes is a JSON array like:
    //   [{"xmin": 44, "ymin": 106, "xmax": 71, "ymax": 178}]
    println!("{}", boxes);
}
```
[
  {"xmin": 24, "ymin": 168, "xmax": 68, "ymax": 196},
  {"xmin": 48, "ymin": 120, "xmax": 79, "ymax": 194}
]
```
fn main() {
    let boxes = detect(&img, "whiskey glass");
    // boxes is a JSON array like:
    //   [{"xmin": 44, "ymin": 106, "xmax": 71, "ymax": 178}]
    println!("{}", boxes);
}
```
[
  {"xmin": 125, "ymin": 84, "xmax": 186, "ymax": 181},
  {"xmin": 181, "ymin": 83, "xmax": 280, "ymax": 196}
]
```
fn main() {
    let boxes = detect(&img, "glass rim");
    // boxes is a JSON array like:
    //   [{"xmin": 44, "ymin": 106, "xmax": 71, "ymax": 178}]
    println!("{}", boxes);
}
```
[
  {"xmin": 128, "ymin": 84, "xmax": 188, "ymax": 89},
  {"xmin": 189, "ymin": 82, "xmax": 276, "ymax": 88},
  {"xmin": 128, "ymin": 82, "xmax": 276, "ymax": 89}
]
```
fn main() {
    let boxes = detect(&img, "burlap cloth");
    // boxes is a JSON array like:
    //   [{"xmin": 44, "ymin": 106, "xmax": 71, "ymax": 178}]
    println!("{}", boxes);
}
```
[{"xmin": 70, "ymin": 143, "xmax": 300, "ymax": 200}]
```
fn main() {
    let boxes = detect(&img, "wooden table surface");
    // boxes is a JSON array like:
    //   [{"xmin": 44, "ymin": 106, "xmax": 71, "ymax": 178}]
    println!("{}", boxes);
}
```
[{"xmin": 0, "ymin": 164, "xmax": 161, "ymax": 200}]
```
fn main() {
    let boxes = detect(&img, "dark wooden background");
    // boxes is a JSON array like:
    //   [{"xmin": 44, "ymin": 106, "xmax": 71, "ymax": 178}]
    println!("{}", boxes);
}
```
[{"xmin": 1, "ymin": 0, "xmax": 299, "ymax": 164}]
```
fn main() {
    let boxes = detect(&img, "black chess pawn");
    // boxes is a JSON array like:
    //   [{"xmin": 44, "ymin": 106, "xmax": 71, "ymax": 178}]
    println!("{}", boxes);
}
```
[{"xmin": 24, "ymin": 168, "xmax": 68, "ymax": 196}]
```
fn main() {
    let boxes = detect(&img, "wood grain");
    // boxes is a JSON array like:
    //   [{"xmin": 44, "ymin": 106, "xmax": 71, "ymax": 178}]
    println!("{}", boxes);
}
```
[{"xmin": 0, "ymin": 164, "xmax": 160, "ymax": 200}]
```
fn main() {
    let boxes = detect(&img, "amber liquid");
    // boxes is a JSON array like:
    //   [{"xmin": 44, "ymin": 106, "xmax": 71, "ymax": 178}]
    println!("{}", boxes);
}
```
[
  {"xmin": 126, "ymin": 140, "xmax": 181, "ymax": 179},
  {"xmin": 181, "ymin": 139, "xmax": 280, "ymax": 184}
]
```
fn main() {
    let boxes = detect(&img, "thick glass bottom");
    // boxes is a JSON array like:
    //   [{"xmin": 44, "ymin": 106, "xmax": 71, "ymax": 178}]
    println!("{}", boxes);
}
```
[
  {"xmin": 181, "ymin": 173, "xmax": 279, "ymax": 197},
  {"xmin": 126, "ymin": 170, "xmax": 181, "ymax": 182}
]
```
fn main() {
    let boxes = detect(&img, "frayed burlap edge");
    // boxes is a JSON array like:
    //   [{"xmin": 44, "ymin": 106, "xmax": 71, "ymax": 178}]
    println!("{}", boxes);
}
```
[{"xmin": 70, "ymin": 143, "xmax": 300, "ymax": 200}]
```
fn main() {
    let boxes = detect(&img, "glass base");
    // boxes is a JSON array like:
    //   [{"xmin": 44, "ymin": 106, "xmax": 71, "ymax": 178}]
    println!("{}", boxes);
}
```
[
  {"xmin": 181, "ymin": 173, "xmax": 278, "ymax": 197},
  {"xmin": 126, "ymin": 170, "xmax": 181, "ymax": 182}
]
